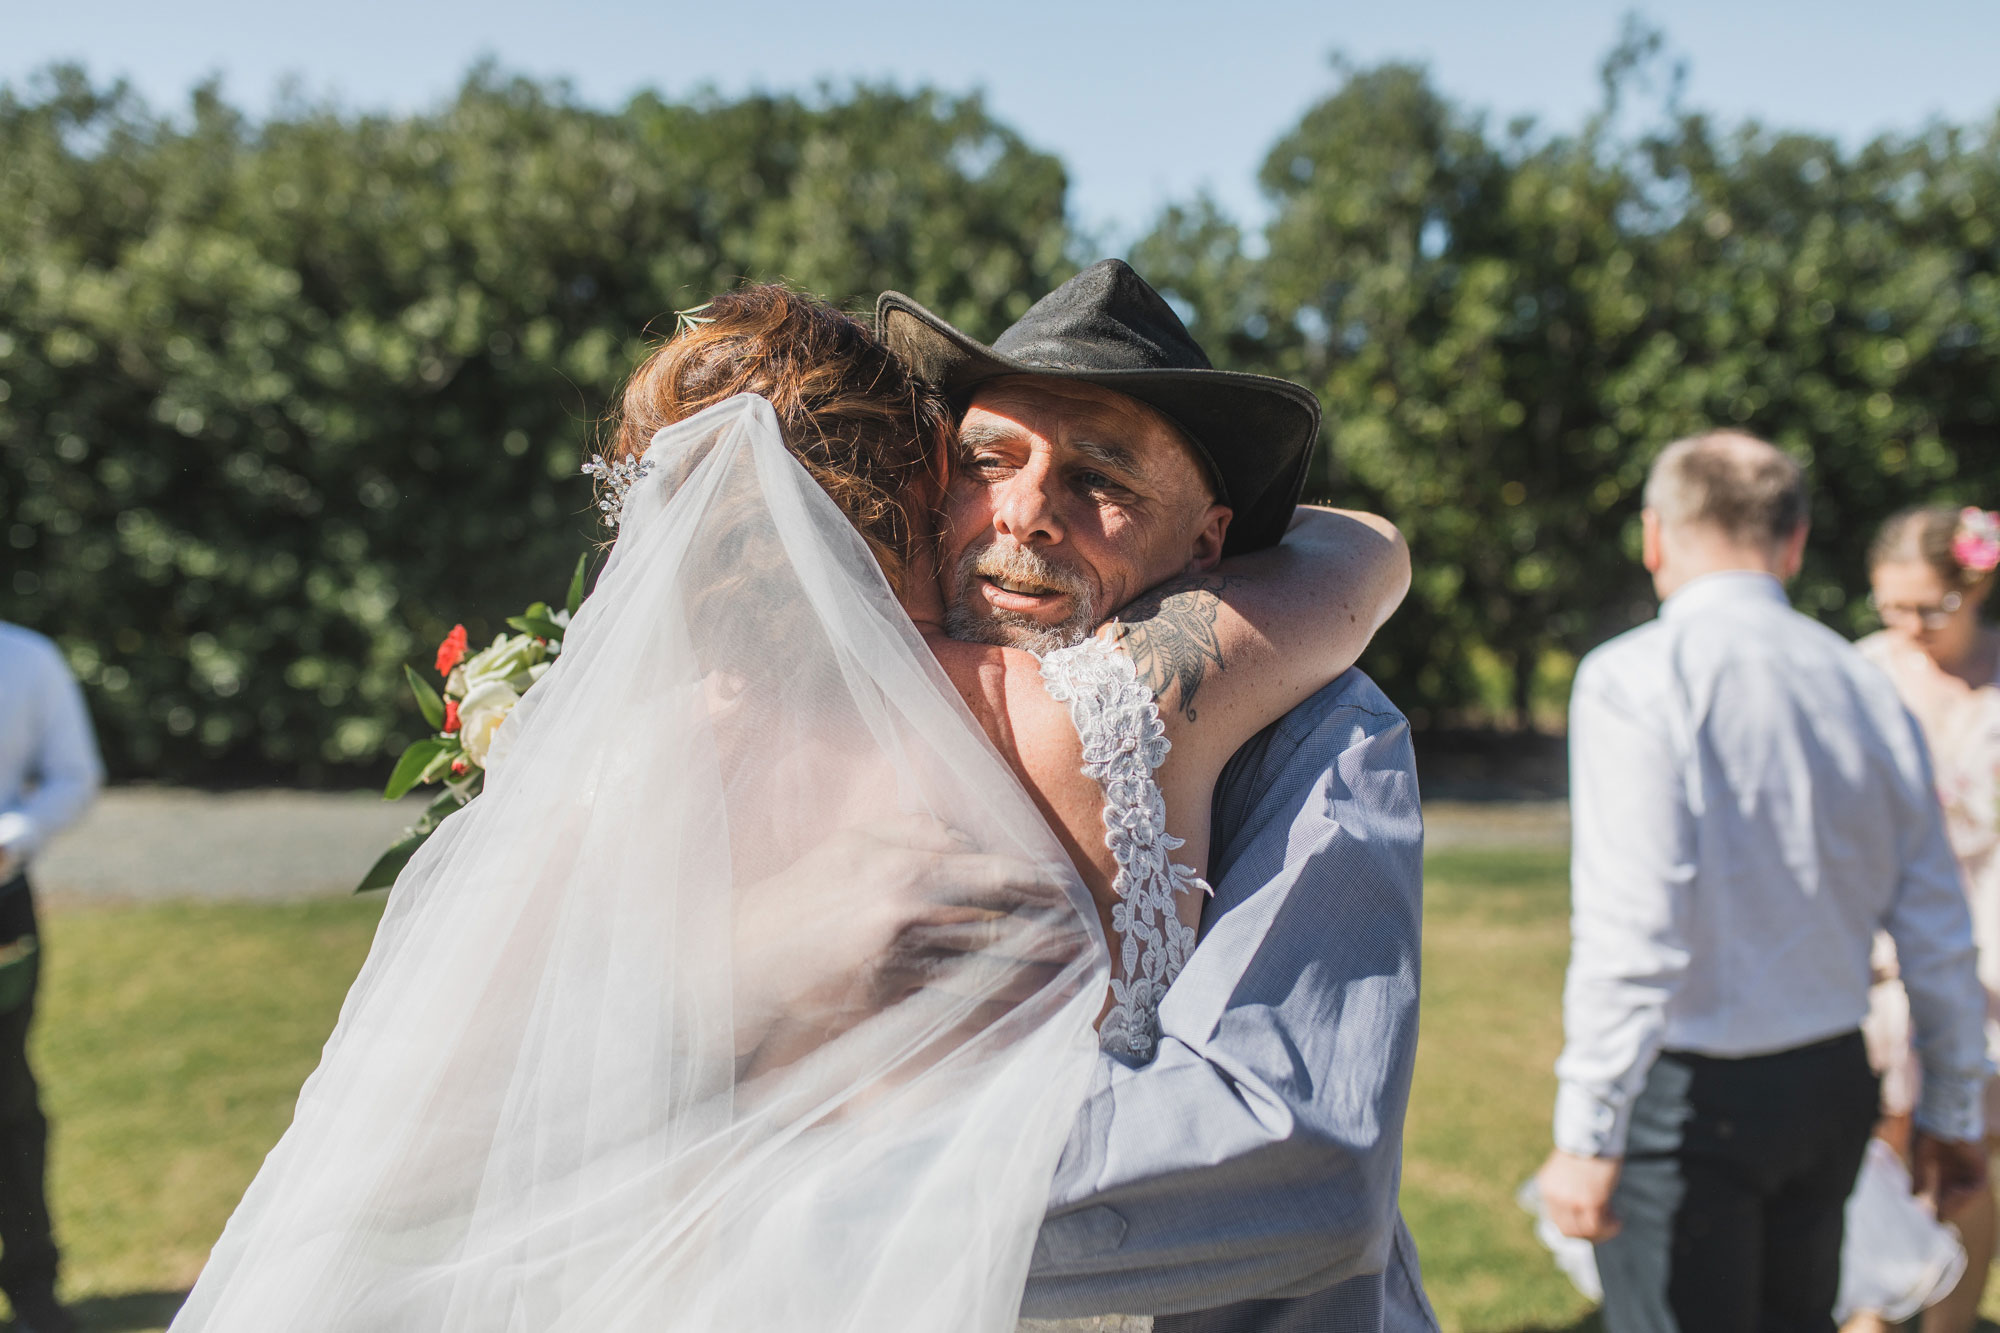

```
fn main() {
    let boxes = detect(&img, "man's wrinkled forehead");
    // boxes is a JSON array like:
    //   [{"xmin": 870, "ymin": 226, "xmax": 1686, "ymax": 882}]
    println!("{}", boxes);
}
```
[{"xmin": 962, "ymin": 377, "xmax": 1214, "ymax": 496}]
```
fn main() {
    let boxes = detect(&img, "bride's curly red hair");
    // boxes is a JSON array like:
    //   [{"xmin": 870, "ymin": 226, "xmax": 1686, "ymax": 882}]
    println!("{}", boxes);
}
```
[{"xmin": 603, "ymin": 284, "xmax": 954, "ymax": 596}]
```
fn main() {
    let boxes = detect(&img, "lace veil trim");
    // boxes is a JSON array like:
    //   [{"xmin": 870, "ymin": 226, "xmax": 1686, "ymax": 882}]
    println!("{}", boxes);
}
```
[{"xmin": 1040, "ymin": 634, "xmax": 1212, "ymax": 1063}]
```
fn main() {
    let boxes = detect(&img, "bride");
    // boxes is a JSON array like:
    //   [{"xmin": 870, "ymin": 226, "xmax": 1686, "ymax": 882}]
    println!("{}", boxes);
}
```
[{"xmin": 169, "ymin": 282, "xmax": 1408, "ymax": 1332}]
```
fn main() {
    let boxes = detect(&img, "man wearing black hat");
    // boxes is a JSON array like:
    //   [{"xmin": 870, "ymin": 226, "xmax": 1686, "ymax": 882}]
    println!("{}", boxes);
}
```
[{"xmin": 880, "ymin": 260, "xmax": 1437, "ymax": 1333}]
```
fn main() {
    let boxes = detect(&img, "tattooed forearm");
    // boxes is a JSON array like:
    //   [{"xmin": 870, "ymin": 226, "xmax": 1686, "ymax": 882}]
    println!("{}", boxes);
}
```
[{"xmin": 1110, "ymin": 574, "xmax": 1244, "ymax": 722}]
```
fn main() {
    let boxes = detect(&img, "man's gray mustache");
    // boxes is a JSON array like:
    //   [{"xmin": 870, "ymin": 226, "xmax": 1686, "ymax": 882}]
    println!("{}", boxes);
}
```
[
  {"xmin": 943, "ymin": 544, "xmax": 1096, "ymax": 653},
  {"xmin": 957, "ymin": 545, "xmax": 1093, "ymax": 604}
]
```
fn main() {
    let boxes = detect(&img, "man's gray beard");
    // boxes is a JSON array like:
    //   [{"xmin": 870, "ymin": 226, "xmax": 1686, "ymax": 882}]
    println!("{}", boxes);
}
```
[{"xmin": 943, "ymin": 545, "xmax": 1096, "ymax": 655}]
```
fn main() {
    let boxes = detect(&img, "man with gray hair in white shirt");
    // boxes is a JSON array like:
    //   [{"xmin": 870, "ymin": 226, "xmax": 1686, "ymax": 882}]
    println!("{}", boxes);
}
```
[
  {"xmin": 0, "ymin": 621, "xmax": 101, "ymax": 1333},
  {"xmin": 1533, "ymin": 432, "xmax": 1991, "ymax": 1333}
]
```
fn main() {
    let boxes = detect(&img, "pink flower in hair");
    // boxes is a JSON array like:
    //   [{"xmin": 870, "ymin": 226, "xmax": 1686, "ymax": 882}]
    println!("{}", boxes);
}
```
[{"xmin": 1955, "ymin": 507, "xmax": 2000, "ymax": 574}]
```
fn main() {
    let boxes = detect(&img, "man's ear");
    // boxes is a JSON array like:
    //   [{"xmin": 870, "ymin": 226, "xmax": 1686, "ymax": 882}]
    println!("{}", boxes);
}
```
[
  {"xmin": 1640, "ymin": 509, "xmax": 1665, "ymax": 574},
  {"xmin": 1776, "ymin": 521, "xmax": 1810, "ymax": 581},
  {"xmin": 1185, "ymin": 504, "xmax": 1232, "ymax": 574}
]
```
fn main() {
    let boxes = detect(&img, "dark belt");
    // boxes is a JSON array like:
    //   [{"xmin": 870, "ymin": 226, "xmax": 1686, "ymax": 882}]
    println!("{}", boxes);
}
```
[{"xmin": 1661, "ymin": 1028, "xmax": 1865, "ymax": 1066}]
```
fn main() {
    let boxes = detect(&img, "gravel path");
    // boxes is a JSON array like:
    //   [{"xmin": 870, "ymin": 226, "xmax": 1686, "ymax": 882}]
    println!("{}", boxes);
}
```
[
  {"xmin": 32, "ymin": 788, "xmax": 428, "ymax": 903},
  {"xmin": 27, "ymin": 790, "xmax": 1569, "ymax": 904}
]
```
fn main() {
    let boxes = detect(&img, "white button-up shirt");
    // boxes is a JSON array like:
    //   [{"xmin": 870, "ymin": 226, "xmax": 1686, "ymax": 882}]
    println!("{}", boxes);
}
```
[
  {"xmin": 0, "ymin": 622, "xmax": 102, "ymax": 870},
  {"xmin": 1554, "ymin": 570, "xmax": 1989, "ymax": 1156}
]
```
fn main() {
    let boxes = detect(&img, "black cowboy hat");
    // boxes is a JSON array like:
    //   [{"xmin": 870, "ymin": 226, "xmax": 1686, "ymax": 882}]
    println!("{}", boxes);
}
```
[{"xmin": 876, "ymin": 258, "xmax": 1322, "ymax": 555}]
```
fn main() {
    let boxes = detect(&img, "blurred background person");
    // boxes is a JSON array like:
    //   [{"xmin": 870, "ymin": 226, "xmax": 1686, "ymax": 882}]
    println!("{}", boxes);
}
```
[
  {"xmin": 0, "ymin": 620, "xmax": 102, "ymax": 1333},
  {"xmin": 1535, "ymin": 434, "xmax": 1990, "ymax": 1333},
  {"xmin": 1850, "ymin": 504, "xmax": 2000, "ymax": 1333}
]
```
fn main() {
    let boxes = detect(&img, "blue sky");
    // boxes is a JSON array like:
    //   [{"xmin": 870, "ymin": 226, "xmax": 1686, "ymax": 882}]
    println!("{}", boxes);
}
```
[{"xmin": 6, "ymin": 1, "xmax": 1998, "ymax": 242}]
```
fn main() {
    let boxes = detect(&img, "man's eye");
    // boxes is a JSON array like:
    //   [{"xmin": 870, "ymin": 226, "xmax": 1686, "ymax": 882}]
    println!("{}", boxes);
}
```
[{"xmin": 1077, "ymin": 471, "xmax": 1118, "ymax": 493}]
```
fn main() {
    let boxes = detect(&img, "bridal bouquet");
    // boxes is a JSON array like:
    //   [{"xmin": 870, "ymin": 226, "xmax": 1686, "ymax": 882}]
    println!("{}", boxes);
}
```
[{"xmin": 355, "ymin": 555, "xmax": 587, "ymax": 892}]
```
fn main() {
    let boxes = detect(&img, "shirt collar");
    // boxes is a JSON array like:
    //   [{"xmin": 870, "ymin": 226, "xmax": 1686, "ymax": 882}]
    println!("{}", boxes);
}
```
[{"xmin": 1659, "ymin": 569, "xmax": 1790, "ymax": 622}]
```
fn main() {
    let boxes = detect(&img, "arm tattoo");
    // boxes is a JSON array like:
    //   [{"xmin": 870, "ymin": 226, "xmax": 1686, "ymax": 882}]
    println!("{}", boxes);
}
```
[{"xmin": 1110, "ymin": 574, "xmax": 1243, "ymax": 722}]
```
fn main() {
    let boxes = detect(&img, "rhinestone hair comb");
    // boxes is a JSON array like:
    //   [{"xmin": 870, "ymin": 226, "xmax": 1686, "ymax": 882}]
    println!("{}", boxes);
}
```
[{"xmin": 581, "ymin": 453, "xmax": 655, "ymax": 529}]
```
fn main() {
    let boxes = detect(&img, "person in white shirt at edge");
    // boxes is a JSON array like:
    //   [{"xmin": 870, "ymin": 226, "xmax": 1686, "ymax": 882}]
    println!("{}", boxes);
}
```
[
  {"xmin": 1532, "ymin": 432, "xmax": 1991, "ymax": 1333},
  {"xmin": 0, "ymin": 621, "xmax": 103, "ymax": 1333}
]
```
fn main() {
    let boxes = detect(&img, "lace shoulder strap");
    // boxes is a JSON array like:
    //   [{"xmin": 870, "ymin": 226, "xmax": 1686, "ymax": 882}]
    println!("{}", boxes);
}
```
[{"xmin": 1039, "ymin": 634, "xmax": 1212, "ymax": 1064}]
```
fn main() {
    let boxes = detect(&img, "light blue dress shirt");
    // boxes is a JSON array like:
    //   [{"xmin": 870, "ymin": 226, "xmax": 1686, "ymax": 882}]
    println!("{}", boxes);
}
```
[
  {"xmin": 0, "ymin": 622, "xmax": 103, "ymax": 871},
  {"xmin": 1554, "ymin": 570, "xmax": 1989, "ymax": 1158},
  {"xmin": 1022, "ymin": 669, "xmax": 1438, "ymax": 1333}
]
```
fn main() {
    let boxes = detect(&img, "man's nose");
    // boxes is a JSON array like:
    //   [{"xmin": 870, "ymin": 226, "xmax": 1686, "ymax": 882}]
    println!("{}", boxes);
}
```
[{"xmin": 990, "ymin": 459, "xmax": 1064, "ymax": 546}]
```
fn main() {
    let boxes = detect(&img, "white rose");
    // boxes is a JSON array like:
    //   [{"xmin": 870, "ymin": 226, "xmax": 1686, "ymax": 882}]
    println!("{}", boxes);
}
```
[
  {"xmin": 457, "ymin": 679, "xmax": 522, "ymax": 769},
  {"xmin": 462, "ymin": 633, "xmax": 547, "ymax": 692}
]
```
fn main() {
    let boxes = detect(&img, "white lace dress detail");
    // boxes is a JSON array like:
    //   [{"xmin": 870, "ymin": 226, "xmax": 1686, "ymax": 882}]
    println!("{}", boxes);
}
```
[{"xmin": 1040, "ymin": 634, "xmax": 1213, "ymax": 1064}]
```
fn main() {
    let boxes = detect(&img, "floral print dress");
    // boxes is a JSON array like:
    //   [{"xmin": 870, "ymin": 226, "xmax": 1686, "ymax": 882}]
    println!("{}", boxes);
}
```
[{"xmin": 1859, "ymin": 630, "xmax": 2000, "ymax": 1125}]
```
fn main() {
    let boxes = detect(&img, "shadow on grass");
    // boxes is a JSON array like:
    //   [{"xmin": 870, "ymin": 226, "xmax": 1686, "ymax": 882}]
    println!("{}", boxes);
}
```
[{"xmin": 4, "ymin": 1289, "xmax": 191, "ymax": 1332}]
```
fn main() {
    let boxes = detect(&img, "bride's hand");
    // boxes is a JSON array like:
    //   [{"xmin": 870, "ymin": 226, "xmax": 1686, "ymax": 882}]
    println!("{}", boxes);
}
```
[{"xmin": 730, "ymin": 814, "xmax": 1083, "ymax": 1057}]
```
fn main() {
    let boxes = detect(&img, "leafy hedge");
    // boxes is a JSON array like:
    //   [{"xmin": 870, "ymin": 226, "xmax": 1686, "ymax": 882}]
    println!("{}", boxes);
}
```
[
  {"xmin": 6, "ymin": 32, "xmax": 2000, "ymax": 781},
  {"xmin": 0, "ymin": 67, "xmax": 1071, "ymax": 781}
]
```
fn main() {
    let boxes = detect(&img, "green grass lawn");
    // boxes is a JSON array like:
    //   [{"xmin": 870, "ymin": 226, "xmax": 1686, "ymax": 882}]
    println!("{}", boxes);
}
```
[
  {"xmin": 1403, "ymin": 847, "xmax": 1599, "ymax": 1332},
  {"xmin": 30, "ymin": 896, "xmax": 385, "ymax": 1332},
  {"xmin": 13, "ymin": 849, "xmax": 1980, "ymax": 1331}
]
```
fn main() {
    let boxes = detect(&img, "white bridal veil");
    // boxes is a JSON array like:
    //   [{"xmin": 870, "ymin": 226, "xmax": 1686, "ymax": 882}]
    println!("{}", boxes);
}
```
[{"xmin": 172, "ymin": 394, "xmax": 1109, "ymax": 1332}]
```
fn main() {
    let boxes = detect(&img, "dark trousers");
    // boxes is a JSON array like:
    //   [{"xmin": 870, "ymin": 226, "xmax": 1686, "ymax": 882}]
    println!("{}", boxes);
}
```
[
  {"xmin": 1594, "ymin": 1030, "xmax": 1878, "ymax": 1333},
  {"xmin": 0, "ymin": 877, "xmax": 56, "ymax": 1306}
]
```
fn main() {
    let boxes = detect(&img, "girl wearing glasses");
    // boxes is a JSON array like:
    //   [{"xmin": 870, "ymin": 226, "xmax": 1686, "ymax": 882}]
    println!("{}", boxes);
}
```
[{"xmin": 1853, "ymin": 505, "xmax": 2000, "ymax": 1333}]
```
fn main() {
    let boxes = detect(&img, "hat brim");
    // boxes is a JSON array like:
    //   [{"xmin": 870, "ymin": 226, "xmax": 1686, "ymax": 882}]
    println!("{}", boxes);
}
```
[{"xmin": 877, "ymin": 291, "xmax": 1321, "ymax": 556}]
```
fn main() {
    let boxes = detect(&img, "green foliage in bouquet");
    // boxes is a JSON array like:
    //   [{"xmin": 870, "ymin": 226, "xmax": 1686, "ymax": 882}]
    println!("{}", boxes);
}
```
[{"xmin": 355, "ymin": 555, "xmax": 587, "ymax": 891}]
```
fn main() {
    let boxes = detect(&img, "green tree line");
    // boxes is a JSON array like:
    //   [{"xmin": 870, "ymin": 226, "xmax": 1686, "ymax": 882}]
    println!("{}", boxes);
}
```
[
  {"xmin": 4, "ymin": 38, "xmax": 1999, "ymax": 781},
  {"xmin": 1, "ymin": 65, "xmax": 1070, "ymax": 780},
  {"xmin": 1139, "ymin": 32, "xmax": 2000, "ymax": 727}
]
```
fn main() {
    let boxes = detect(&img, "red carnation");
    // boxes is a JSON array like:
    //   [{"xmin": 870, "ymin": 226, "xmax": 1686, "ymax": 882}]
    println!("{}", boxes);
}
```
[
  {"xmin": 450, "ymin": 758, "xmax": 470, "ymax": 776},
  {"xmin": 435, "ymin": 624, "xmax": 468, "ymax": 677},
  {"xmin": 443, "ymin": 699, "xmax": 460, "ymax": 734}
]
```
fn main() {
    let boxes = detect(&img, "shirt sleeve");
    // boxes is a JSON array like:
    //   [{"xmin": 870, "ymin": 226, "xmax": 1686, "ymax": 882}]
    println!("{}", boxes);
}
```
[
  {"xmin": 1020, "ymin": 677, "xmax": 1423, "ymax": 1318},
  {"xmin": 0, "ymin": 642, "xmax": 104, "ymax": 864},
  {"xmin": 1552, "ymin": 655, "xmax": 1696, "ymax": 1158},
  {"xmin": 1882, "ymin": 715, "xmax": 1990, "ymax": 1143}
]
